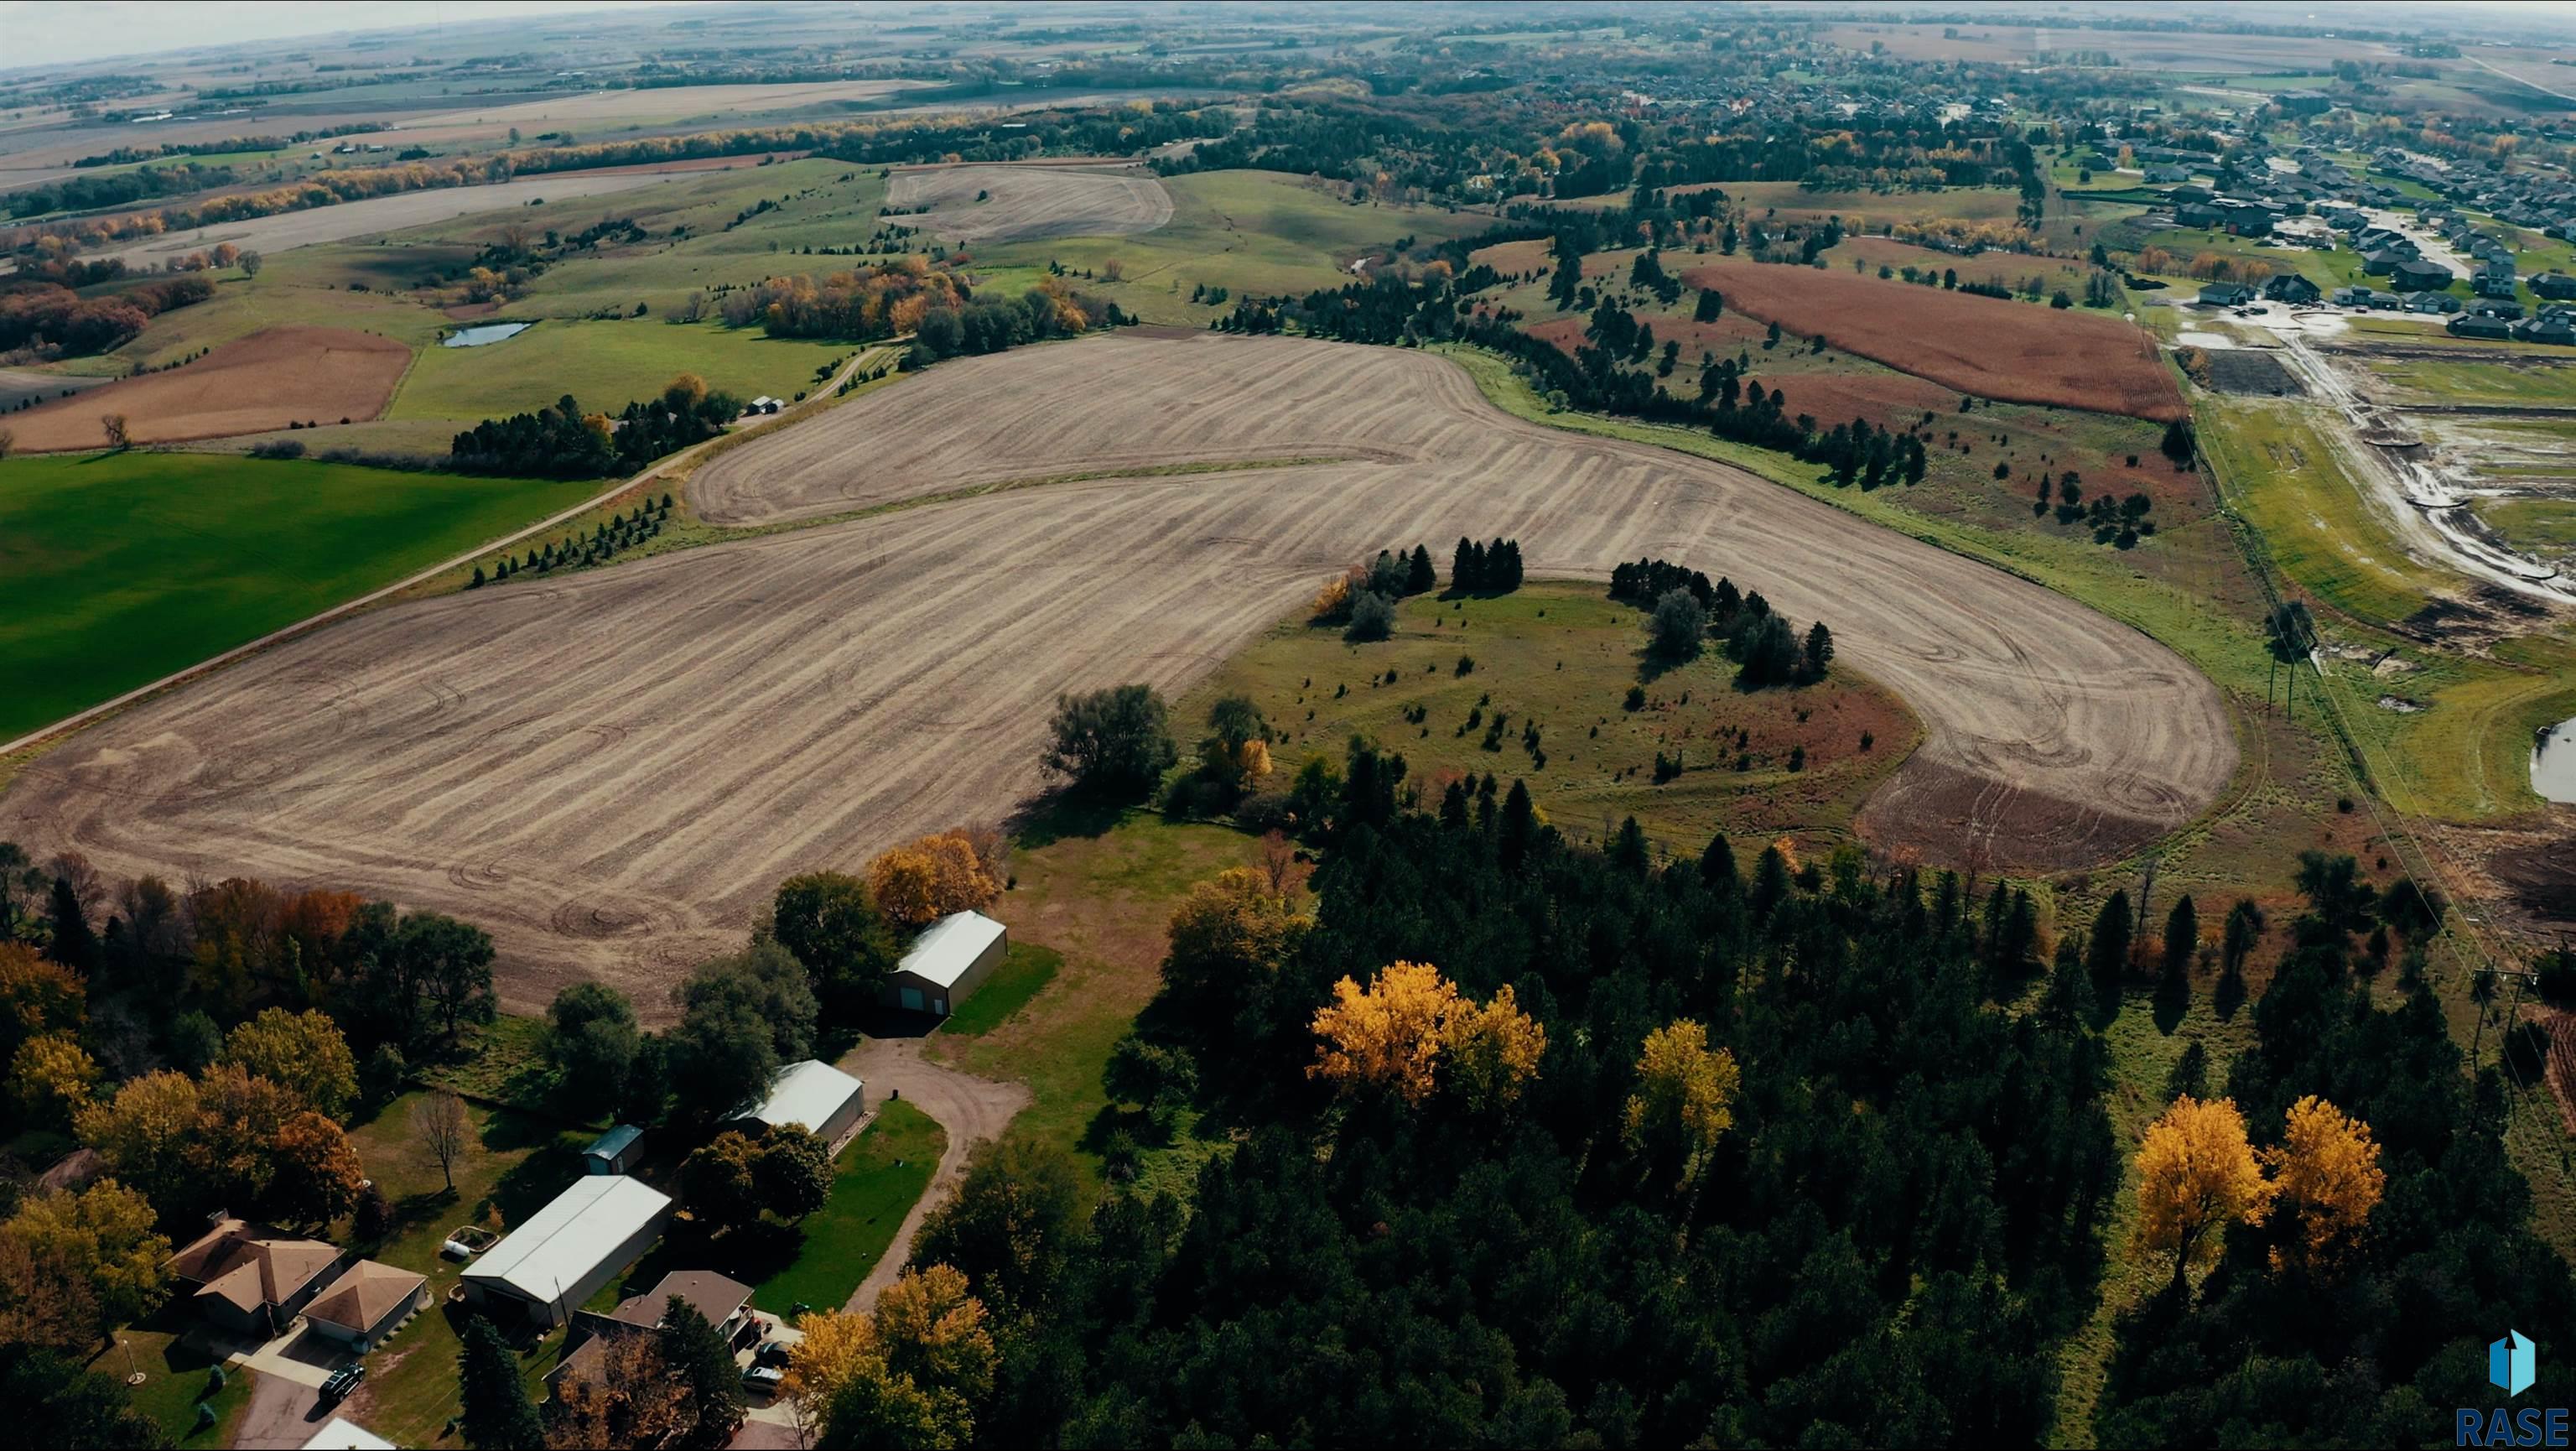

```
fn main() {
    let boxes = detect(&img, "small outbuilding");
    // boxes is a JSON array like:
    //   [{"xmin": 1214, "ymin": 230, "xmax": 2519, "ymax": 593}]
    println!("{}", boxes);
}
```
[
  {"xmin": 584, "ymin": 1124, "xmax": 647, "ymax": 1176},
  {"xmin": 460, "ymin": 1176, "xmax": 673, "ymax": 1326},
  {"xmin": 304, "ymin": 1259, "xmax": 428, "ymax": 1353},
  {"xmin": 882, "ymin": 909, "xmax": 1009, "ymax": 1018},
  {"xmin": 732, "ymin": 1059, "xmax": 867, "ymax": 1143}
]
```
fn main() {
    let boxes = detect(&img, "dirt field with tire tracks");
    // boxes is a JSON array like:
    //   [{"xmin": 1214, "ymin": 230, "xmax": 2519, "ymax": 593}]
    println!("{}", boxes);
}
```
[
  {"xmin": 0, "ymin": 334, "xmax": 2235, "ymax": 1016},
  {"xmin": 885, "ymin": 163, "xmax": 1173, "ymax": 244},
  {"xmin": 8, "ymin": 326, "xmax": 409, "ymax": 450}
]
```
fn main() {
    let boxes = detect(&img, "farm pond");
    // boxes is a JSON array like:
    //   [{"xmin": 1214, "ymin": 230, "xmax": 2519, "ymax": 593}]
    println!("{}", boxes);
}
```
[
  {"xmin": 443, "ymin": 322, "xmax": 532, "ymax": 348},
  {"xmin": 2537, "ymin": 717, "xmax": 2576, "ymax": 805}
]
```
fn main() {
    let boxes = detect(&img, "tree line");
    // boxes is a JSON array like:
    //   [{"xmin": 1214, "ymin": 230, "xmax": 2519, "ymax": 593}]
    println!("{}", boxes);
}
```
[{"xmin": 449, "ymin": 375, "xmax": 740, "ymax": 480}]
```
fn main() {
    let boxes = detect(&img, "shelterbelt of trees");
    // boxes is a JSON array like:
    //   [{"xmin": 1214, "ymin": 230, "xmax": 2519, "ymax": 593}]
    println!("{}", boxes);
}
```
[{"xmin": 768, "ymin": 735, "xmax": 2573, "ymax": 1449}]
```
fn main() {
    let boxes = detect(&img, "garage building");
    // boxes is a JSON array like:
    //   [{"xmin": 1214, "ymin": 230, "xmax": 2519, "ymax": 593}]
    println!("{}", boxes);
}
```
[
  {"xmin": 732, "ymin": 1058, "xmax": 868, "ymax": 1143},
  {"xmin": 880, "ymin": 909, "xmax": 1008, "ymax": 1017},
  {"xmin": 460, "ymin": 1175, "xmax": 672, "ymax": 1326}
]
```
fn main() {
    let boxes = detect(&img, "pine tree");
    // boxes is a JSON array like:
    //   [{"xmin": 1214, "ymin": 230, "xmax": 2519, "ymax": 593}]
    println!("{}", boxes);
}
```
[
  {"xmin": 2088, "ymin": 890, "xmax": 2134, "ymax": 1006},
  {"xmin": 1406, "ymin": 544, "xmax": 1436, "ymax": 595},
  {"xmin": 459, "ymin": 1314, "xmax": 545, "ymax": 1451},
  {"xmin": 1698, "ymin": 832, "xmax": 1737, "ymax": 894},
  {"xmin": 660, "ymin": 1298, "xmax": 746, "ymax": 1448}
]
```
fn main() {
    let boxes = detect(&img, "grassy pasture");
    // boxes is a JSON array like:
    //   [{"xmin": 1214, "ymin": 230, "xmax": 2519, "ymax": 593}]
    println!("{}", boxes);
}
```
[
  {"xmin": 0, "ymin": 450, "xmax": 592, "ymax": 740},
  {"xmin": 389, "ymin": 318, "xmax": 854, "ymax": 422}
]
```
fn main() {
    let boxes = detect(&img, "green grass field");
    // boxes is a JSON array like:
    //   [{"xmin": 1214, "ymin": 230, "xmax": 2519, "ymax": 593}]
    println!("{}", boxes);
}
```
[
  {"xmin": 751, "ymin": 1099, "xmax": 943, "ymax": 1311},
  {"xmin": 2365, "ymin": 356, "xmax": 2576, "ymax": 407},
  {"xmin": 1187, "ymin": 581, "xmax": 1919, "ymax": 858},
  {"xmin": 0, "ymin": 451, "xmax": 595, "ymax": 740},
  {"xmin": 2478, "ymin": 496, "xmax": 2576, "ymax": 551},
  {"xmin": 936, "ymin": 943, "xmax": 1062, "ymax": 1039},
  {"xmin": 2192, "ymin": 399, "xmax": 2444, "ymax": 631},
  {"xmin": 389, "ymin": 318, "xmax": 854, "ymax": 422}
]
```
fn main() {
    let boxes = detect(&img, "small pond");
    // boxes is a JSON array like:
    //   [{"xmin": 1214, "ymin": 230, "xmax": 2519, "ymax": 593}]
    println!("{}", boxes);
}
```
[
  {"xmin": 442, "ymin": 321, "xmax": 532, "ymax": 348},
  {"xmin": 2537, "ymin": 717, "xmax": 2576, "ymax": 805}
]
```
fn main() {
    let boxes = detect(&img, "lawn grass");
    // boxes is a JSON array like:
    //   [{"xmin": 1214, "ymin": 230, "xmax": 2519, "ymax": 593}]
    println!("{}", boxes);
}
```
[
  {"xmin": 2365, "ymin": 356, "xmax": 2576, "ymax": 407},
  {"xmin": 2477, "ymin": 496, "xmax": 2576, "ymax": 552},
  {"xmin": 0, "ymin": 450, "xmax": 595, "ymax": 740},
  {"xmin": 97, "ymin": 1323, "xmax": 255, "ymax": 1448},
  {"xmin": 340, "ymin": 1091, "xmax": 595, "ymax": 1448},
  {"xmin": 388, "ymin": 318, "xmax": 854, "ymax": 424},
  {"xmin": 1187, "ymin": 581, "xmax": 1919, "ymax": 859},
  {"xmin": 957, "ymin": 811, "xmax": 1265, "ymax": 1194},
  {"xmin": 935, "ymin": 943, "xmax": 1062, "ymax": 1039},
  {"xmin": 413, "ymin": 1014, "xmax": 580, "ymax": 1122},
  {"xmin": 2189, "ymin": 398, "xmax": 2447, "ymax": 632}
]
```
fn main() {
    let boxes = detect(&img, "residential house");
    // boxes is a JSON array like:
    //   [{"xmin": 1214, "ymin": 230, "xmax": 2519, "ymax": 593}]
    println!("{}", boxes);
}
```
[
  {"xmin": 166, "ymin": 1217, "xmax": 345, "ymax": 1340},
  {"xmin": 2402, "ymin": 292, "xmax": 2460, "ymax": 315},
  {"xmin": 2198, "ymin": 282, "xmax": 2257, "ymax": 308},
  {"xmin": 2448, "ymin": 314, "xmax": 2515, "ymax": 339},
  {"xmin": 548, "ymin": 1271, "xmax": 760, "ymax": 1396},
  {"xmin": 2262, "ymin": 274, "xmax": 2322, "ymax": 304},
  {"xmin": 2471, "ymin": 299, "xmax": 2526, "ymax": 320},
  {"xmin": 2532, "ymin": 272, "xmax": 2576, "ymax": 300},
  {"xmin": 2514, "ymin": 316, "xmax": 2576, "ymax": 346},
  {"xmin": 2391, "ymin": 258, "xmax": 2455, "ymax": 292},
  {"xmin": 303, "ymin": 1260, "xmax": 428, "ymax": 1353}
]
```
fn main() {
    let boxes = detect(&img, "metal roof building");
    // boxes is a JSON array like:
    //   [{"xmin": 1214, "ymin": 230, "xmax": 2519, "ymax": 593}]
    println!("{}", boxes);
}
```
[
  {"xmin": 882, "ymin": 909, "xmax": 1009, "ymax": 1017},
  {"xmin": 460, "ymin": 1175, "xmax": 672, "ymax": 1326},
  {"xmin": 732, "ymin": 1058, "xmax": 867, "ymax": 1142}
]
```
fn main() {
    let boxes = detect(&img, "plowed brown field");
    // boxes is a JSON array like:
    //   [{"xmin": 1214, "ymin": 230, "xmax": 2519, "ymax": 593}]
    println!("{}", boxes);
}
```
[
  {"xmin": 885, "ymin": 163, "xmax": 1173, "ymax": 244},
  {"xmin": 2, "ymin": 335, "xmax": 2234, "ymax": 1015},
  {"xmin": 1681, "ymin": 257, "xmax": 2187, "ymax": 420},
  {"xmin": 8, "ymin": 326, "xmax": 409, "ymax": 450}
]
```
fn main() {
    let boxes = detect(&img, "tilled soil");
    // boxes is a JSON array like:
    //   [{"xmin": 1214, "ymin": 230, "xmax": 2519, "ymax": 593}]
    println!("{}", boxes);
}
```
[
  {"xmin": 0, "ymin": 334, "xmax": 2236, "ymax": 1015},
  {"xmin": 885, "ymin": 163, "xmax": 1173, "ymax": 245}
]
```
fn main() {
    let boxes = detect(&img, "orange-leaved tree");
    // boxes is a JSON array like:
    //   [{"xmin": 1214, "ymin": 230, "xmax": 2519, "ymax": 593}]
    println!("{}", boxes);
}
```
[
  {"xmin": 868, "ymin": 829, "xmax": 1004, "ymax": 929},
  {"xmin": 1309, "ymin": 961, "xmax": 1545, "ymax": 1108},
  {"xmin": 2134, "ymin": 1095, "xmax": 2272, "ymax": 1297},
  {"xmin": 2262, "ymin": 1094, "xmax": 2384, "ymax": 1278}
]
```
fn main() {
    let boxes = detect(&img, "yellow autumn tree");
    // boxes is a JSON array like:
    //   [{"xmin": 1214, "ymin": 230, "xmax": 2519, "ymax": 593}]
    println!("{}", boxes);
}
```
[
  {"xmin": 1310, "ymin": 960, "xmax": 1458, "ymax": 1104},
  {"xmin": 1441, "ymin": 985, "xmax": 1548, "ymax": 1110},
  {"xmin": 12, "ymin": 1034, "xmax": 99, "ymax": 1130},
  {"xmin": 867, "ymin": 830, "xmax": 1003, "ymax": 929},
  {"xmin": 1310, "ymin": 573, "xmax": 1352, "ymax": 623},
  {"xmin": 2263, "ymin": 1095, "xmax": 2384, "ymax": 1277},
  {"xmin": 1622, "ymin": 1020, "xmax": 1741, "ymax": 1184},
  {"xmin": 2134, "ymin": 1095, "xmax": 2273, "ymax": 1295}
]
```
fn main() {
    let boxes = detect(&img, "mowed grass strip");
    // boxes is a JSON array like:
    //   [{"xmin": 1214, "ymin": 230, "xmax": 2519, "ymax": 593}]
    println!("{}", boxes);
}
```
[
  {"xmin": 0, "ymin": 451, "xmax": 595, "ymax": 740},
  {"xmin": 755, "ymin": 1100, "xmax": 943, "ymax": 1311}
]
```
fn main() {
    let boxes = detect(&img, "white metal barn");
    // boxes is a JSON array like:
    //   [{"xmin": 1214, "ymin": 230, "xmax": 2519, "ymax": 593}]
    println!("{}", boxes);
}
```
[
  {"xmin": 459, "ymin": 1175, "xmax": 672, "ymax": 1326},
  {"xmin": 732, "ymin": 1058, "xmax": 867, "ymax": 1142},
  {"xmin": 880, "ymin": 909, "xmax": 1008, "ymax": 1017}
]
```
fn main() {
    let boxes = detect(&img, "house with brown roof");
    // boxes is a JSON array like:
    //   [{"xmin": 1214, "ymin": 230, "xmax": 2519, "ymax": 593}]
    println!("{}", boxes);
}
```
[
  {"xmin": 547, "ymin": 1270, "xmax": 758, "ymax": 1396},
  {"xmin": 303, "ymin": 1258, "xmax": 429, "ymax": 1353},
  {"xmin": 167, "ymin": 1216, "xmax": 347, "ymax": 1339}
]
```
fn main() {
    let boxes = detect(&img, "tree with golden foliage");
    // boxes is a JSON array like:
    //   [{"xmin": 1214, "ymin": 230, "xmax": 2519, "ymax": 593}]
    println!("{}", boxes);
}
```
[
  {"xmin": 12, "ymin": 1034, "xmax": 98, "ymax": 1130},
  {"xmin": 221, "ymin": 1007, "xmax": 358, "ymax": 1119},
  {"xmin": 0, "ymin": 1178, "xmax": 169, "ymax": 1328},
  {"xmin": 1310, "ymin": 960, "xmax": 1461, "ymax": 1105},
  {"xmin": 1309, "ymin": 572, "xmax": 1353, "ymax": 624},
  {"xmin": 1162, "ymin": 867, "xmax": 1308, "ymax": 1024},
  {"xmin": 2263, "ymin": 1095, "xmax": 2384, "ymax": 1277},
  {"xmin": 0, "ymin": 941, "xmax": 83, "ymax": 1059},
  {"xmin": 786, "ymin": 1265, "xmax": 993, "ymax": 1449},
  {"xmin": 1622, "ymin": 1020, "xmax": 1741, "ymax": 1185},
  {"xmin": 1441, "ymin": 985, "xmax": 1548, "ymax": 1111},
  {"xmin": 868, "ymin": 830, "xmax": 1004, "ymax": 929},
  {"xmin": 75, "ymin": 1069, "xmax": 201, "ymax": 1209},
  {"xmin": 874, "ymin": 1263, "xmax": 996, "ymax": 1406},
  {"xmin": 2133, "ymin": 1095, "xmax": 2273, "ymax": 1296}
]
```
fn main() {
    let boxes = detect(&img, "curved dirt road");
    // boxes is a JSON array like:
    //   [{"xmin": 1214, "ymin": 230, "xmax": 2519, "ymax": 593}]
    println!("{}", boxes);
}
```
[
  {"xmin": 0, "ymin": 334, "xmax": 2234, "ymax": 1013},
  {"xmin": 836, "ymin": 1037, "xmax": 1031, "ymax": 1313}
]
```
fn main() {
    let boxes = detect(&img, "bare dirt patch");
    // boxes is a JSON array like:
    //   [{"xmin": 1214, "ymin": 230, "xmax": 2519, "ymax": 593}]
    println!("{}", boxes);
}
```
[
  {"xmin": 1682, "ymin": 256, "xmax": 2187, "ymax": 420},
  {"xmin": 886, "ymin": 163, "xmax": 1173, "ymax": 245},
  {"xmin": 8, "ymin": 326, "xmax": 409, "ymax": 450},
  {"xmin": 0, "ymin": 335, "xmax": 2234, "ymax": 1012}
]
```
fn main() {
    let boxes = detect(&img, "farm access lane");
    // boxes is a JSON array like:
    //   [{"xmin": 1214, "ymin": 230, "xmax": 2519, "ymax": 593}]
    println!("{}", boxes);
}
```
[{"xmin": 0, "ymin": 345, "xmax": 894, "ymax": 762}]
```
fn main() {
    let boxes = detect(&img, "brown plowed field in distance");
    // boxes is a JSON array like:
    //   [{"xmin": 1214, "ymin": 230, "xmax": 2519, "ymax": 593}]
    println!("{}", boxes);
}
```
[
  {"xmin": 0, "ymin": 335, "xmax": 2236, "ymax": 1016},
  {"xmin": 885, "ymin": 163, "xmax": 1174, "ymax": 245},
  {"xmin": 1682, "ymin": 257, "xmax": 2189, "ymax": 420},
  {"xmin": 8, "ymin": 326, "xmax": 410, "ymax": 450}
]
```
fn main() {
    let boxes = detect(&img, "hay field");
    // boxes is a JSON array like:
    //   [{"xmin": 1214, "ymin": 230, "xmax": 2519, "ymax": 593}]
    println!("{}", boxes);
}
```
[
  {"xmin": 1682, "ymin": 257, "xmax": 2186, "ymax": 420},
  {"xmin": 3, "ymin": 335, "xmax": 2233, "ymax": 1013},
  {"xmin": 8, "ymin": 326, "xmax": 409, "ymax": 450},
  {"xmin": 886, "ymin": 163, "xmax": 1174, "ymax": 244},
  {"xmin": 86, "ymin": 169, "xmax": 711, "ymax": 271}
]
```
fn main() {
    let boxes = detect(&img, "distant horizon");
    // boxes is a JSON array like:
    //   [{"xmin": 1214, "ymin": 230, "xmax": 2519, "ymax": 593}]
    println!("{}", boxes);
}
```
[{"xmin": 0, "ymin": 0, "xmax": 685, "ymax": 71}]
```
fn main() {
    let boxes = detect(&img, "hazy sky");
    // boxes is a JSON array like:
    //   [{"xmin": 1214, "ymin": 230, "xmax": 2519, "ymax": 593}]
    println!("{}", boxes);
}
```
[{"xmin": 0, "ymin": 1, "xmax": 682, "ymax": 70}]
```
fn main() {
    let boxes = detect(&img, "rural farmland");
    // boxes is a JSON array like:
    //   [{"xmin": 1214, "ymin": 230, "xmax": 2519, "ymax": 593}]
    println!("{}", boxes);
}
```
[
  {"xmin": 1, "ymin": 334, "xmax": 2235, "ymax": 1014},
  {"xmin": 886, "ymin": 162, "xmax": 1176, "ymax": 244},
  {"xmin": 8, "ymin": 325, "xmax": 409, "ymax": 450}
]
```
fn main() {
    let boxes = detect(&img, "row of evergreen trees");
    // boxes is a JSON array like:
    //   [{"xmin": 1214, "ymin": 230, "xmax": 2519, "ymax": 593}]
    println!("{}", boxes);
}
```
[
  {"xmin": 1449, "ymin": 535, "xmax": 1524, "ymax": 593},
  {"xmin": 449, "ymin": 383, "xmax": 740, "ymax": 480}
]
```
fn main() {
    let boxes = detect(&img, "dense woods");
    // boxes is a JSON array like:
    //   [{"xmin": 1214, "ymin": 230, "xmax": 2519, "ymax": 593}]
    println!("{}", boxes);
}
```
[
  {"xmin": 449, "ymin": 375, "xmax": 739, "ymax": 479},
  {"xmin": 0, "ymin": 274, "xmax": 212, "ymax": 361}
]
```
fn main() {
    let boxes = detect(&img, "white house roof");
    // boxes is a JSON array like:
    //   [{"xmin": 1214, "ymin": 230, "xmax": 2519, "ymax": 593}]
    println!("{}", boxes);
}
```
[
  {"xmin": 303, "ymin": 1417, "xmax": 397, "ymax": 1450},
  {"xmin": 732, "ymin": 1058, "xmax": 864, "ymax": 1132},
  {"xmin": 460, "ymin": 1174, "xmax": 669, "ymax": 1303},
  {"xmin": 896, "ymin": 910, "xmax": 1005, "ymax": 991}
]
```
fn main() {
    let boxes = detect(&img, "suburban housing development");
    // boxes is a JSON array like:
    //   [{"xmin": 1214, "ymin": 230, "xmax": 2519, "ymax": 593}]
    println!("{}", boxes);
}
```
[{"xmin": 0, "ymin": 3, "xmax": 2572, "ymax": 1448}]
